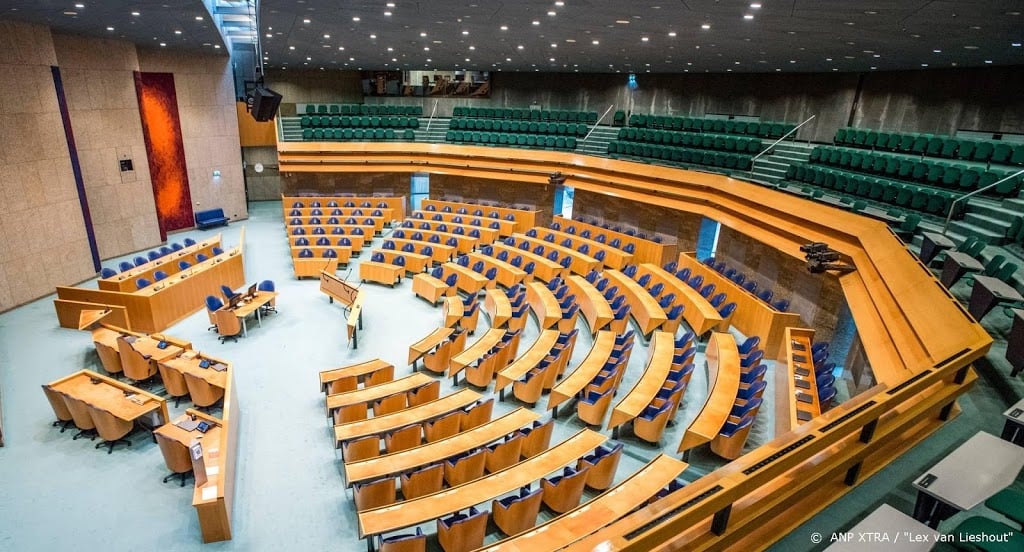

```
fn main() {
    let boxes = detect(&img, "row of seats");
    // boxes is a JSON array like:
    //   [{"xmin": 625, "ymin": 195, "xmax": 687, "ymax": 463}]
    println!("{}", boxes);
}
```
[
  {"xmin": 621, "ymin": 112, "xmax": 796, "ymax": 138},
  {"xmin": 291, "ymin": 200, "xmax": 391, "ymax": 209},
  {"xmin": 607, "ymin": 141, "xmax": 754, "ymax": 171},
  {"xmin": 291, "ymin": 225, "xmax": 371, "ymax": 236},
  {"xmin": 446, "ymin": 131, "xmax": 578, "ymax": 150},
  {"xmin": 301, "ymin": 128, "xmax": 416, "ymax": 142},
  {"xmin": 834, "ymin": 127, "xmax": 1024, "ymax": 166},
  {"xmin": 425, "ymin": 204, "xmax": 523, "ymax": 219},
  {"xmin": 809, "ymin": 145, "xmax": 1022, "ymax": 196},
  {"xmin": 633, "ymin": 333, "xmax": 696, "ymax": 444},
  {"xmin": 555, "ymin": 217, "xmax": 666, "ymax": 244},
  {"xmin": 690, "ymin": 258, "xmax": 791, "ymax": 312},
  {"xmin": 449, "ymin": 118, "xmax": 589, "ymax": 137},
  {"xmin": 452, "ymin": 106, "xmax": 599, "ymax": 123},
  {"xmin": 808, "ymin": 342, "xmax": 839, "ymax": 410},
  {"xmin": 712, "ymin": 339, "xmax": 768, "ymax": 459},
  {"xmin": 625, "ymin": 262, "xmax": 737, "ymax": 319},
  {"xmin": 300, "ymin": 115, "xmax": 420, "ymax": 129},
  {"xmin": 303, "ymin": 103, "xmax": 423, "ymax": 116},
  {"xmin": 785, "ymin": 164, "xmax": 962, "ymax": 217},
  {"xmin": 101, "ymin": 238, "xmax": 200, "ymax": 278},
  {"xmin": 616, "ymin": 128, "xmax": 764, "ymax": 154}
]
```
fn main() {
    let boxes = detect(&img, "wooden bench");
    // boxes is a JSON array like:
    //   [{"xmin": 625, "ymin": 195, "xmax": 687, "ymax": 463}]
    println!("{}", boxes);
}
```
[
  {"xmin": 386, "ymin": 237, "xmax": 454, "ymax": 264},
  {"xmin": 359, "ymin": 261, "xmax": 403, "ymax": 287},
  {"xmin": 334, "ymin": 389, "xmax": 483, "ymax": 448},
  {"xmin": 320, "ymin": 359, "xmax": 395, "ymax": 395},
  {"xmin": 292, "ymin": 256, "xmax": 338, "ymax": 279},
  {"xmin": 287, "ymin": 226, "xmax": 374, "ymax": 248},
  {"xmin": 676, "ymin": 332, "xmax": 741, "ymax": 459},
  {"xmin": 412, "ymin": 273, "xmax": 452, "ymax": 305},
  {"xmin": 551, "ymin": 215, "xmax": 674, "ymax": 265},
  {"xmin": 441, "ymin": 262, "xmax": 492, "ymax": 294},
  {"xmin": 413, "ymin": 209, "xmax": 517, "ymax": 236},
  {"xmin": 402, "ymin": 217, "xmax": 500, "ymax": 244}
]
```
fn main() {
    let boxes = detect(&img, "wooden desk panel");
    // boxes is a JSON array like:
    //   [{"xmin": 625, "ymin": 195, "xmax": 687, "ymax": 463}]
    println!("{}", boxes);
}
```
[
  {"xmin": 637, "ymin": 264, "xmax": 722, "ymax": 336},
  {"xmin": 100, "ymin": 239, "xmax": 221, "ymax": 292},
  {"xmin": 677, "ymin": 332, "xmax": 741, "ymax": 454},
  {"xmin": 344, "ymin": 408, "xmax": 540, "ymax": 485},
  {"xmin": 359, "ymin": 261, "xmax": 403, "ymax": 286},
  {"xmin": 49, "ymin": 369, "xmax": 168, "ymax": 424},
  {"xmin": 513, "ymin": 234, "xmax": 601, "ymax": 276},
  {"xmin": 483, "ymin": 289, "xmax": 513, "ymax": 327},
  {"xmin": 676, "ymin": 253, "xmax": 803, "ymax": 360},
  {"xmin": 358, "ymin": 429, "xmax": 607, "ymax": 538},
  {"xmin": 783, "ymin": 328, "xmax": 821, "ymax": 433},
  {"xmin": 287, "ymin": 226, "xmax": 375, "ymax": 246},
  {"xmin": 495, "ymin": 330, "xmax": 562, "ymax": 392},
  {"xmin": 539, "ymin": 228, "xmax": 633, "ymax": 270},
  {"xmin": 320, "ymin": 359, "xmax": 394, "ymax": 393},
  {"xmin": 414, "ymin": 210, "xmax": 517, "ymax": 236},
  {"xmin": 388, "ymin": 238, "xmax": 455, "ymax": 263},
  {"xmin": 334, "ymin": 389, "xmax": 482, "ymax": 447},
  {"xmin": 491, "ymin": 243, "xmax": 563, "ymax": 283},
  {"xmin": 403, "ymin": 218, "xmax": 500, "ymax": 244},
  {"xmin": 325, "ymin": 373, "xmax": 434, "ymax": 417},
  {"xmin": 609, "ymin": 331, "xmax": 676, "ymax": 430},
  {"xmin": 526, "ymin": 282, "xmax": 562, "ymax": 329},
  {"xmin": 604, "ymin": 269, "xmax": 668, "ymax": 336},
  {"xmin": 443, "ymin": 263, "xmax": 492, "ymax": 294},
  {"xmin": 409, "ymin": 327, "xmax": 455, "ymax": 365},
  {"xmin": 467, "ymin": 252, "xmax": 529, "ymax": 289},
  {"xmin": 374, "ymin": 249, "xmax": 430, "ymax": 274},
  {"xmin": 552, "ymin": 215, "xmax": 673, "ymax": 266},
  {"xmin": 161, "ymin": 352, "xmax": 229, "ymax": 389},
  {"xmin": 442, "ymin": 297, "xmax": 464, "ymax": 328},
  {"xmin": 287, "ymin": 216, "xmax": 387, "ymax": 233},
  {"xmin": 567, "ymin": 275, "xmax": 613, "ymax": 334},
  {"xmin": 421, "ymin": 199, "xmax": 540, "ymax": 234},
  {"xmin": 547, "ymin": 331, "xmax": 617, "ymax": 413},
  {"xmin": 450, "ymin": 327, "xmax": 506, "ymax": 378},
  {"xmin": 481, "ymin": 454, "xmax": 689, "ymax": 551}
]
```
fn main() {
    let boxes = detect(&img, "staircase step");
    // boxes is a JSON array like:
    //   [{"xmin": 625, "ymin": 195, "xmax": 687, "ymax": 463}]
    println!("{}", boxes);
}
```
[
  {"xmin": 947, "ymin": 220, "xmax": 1007, "ymax": 243},
  {"xmin": 965, "ymin": 201, "xmax": 1023, "ymax": 221},
  {"xmin": 1002, "ymin": 197, "xmax": 1024, "ymax": 211},
  {"xmin": 963, "ymin": 213, "xmax": 1013, "ymax": 237}
]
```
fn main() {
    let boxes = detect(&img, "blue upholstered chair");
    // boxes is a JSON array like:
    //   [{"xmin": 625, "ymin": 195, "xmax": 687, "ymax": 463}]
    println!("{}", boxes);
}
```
[
  {"xmin": 119, "ymin": 261, "xmax": 134, "ymax": 272},
  {"xmin": 298, "ymin": 248, "xmax": 313, "ymax": 258},
  {"xmin": 153, "ymin": 271, "xmax": 168, "ymax": 281},
  {"xmin": 100, "ymin": 267, "xmax": 118, "ymax": 279},
  {"xmin": 136, "ymin": 278, "xmax": 151, "ymax": 289}
]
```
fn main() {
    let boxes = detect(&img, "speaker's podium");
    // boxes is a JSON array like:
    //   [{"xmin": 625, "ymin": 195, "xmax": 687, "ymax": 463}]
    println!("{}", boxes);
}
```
[{"xmin": 320, "ymin": 271, "xmax": 365, "ymax": 349}]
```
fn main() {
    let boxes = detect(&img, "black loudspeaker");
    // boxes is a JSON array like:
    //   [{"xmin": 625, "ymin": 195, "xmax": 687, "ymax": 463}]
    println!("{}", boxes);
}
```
[{"xmin": 250, "ymin": 87, "xmax": 283, "ymax": 122}]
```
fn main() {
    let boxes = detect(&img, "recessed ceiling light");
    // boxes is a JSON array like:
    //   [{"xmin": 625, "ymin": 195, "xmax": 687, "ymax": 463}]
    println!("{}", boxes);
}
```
[
  {"xmin": 304, "ymin": 18, "xmax": 311, "ymax": 24},
  {"xmin": 323, "ymin": 34, "xmax": 331, "ymax": 39},
  {"xmin": 465, "ymin": 58, "xmax": 470, "ymax": 61},
  {"xmin": 426, "ymin": 58, "xmax": 432, "ymax": 62},
  {"xmin": 266, "ymin": 33, "xmax": 271, "ymax": 38},
  {"xmin": 550, "ymin": 43, "xmax": 557, "ymax": 47},
  {"xmin": 750, "ymin": 3, "xmax": 761, "ymax": 8},
  {"xmin": 743, "ymin": 14, "xmax": 754, "ymax": 20},
  {"xmin": 921, "ymin": 63, "xmax": 928, "ymax": 67},
  {"xmin": 386, "ymin": 2, "xmax": 395, "ymax": 7},
  {"xmin": 106, "ymin": 26, "xmax": 114, "ymax": 31},
  {"xmin": 641, "ymin": 37, "xmax": 649, "ymax": 42},
  {"xmin": 549, "ymin": 57, "xmax": 555, "ymax": 62},
  {"xmin": 370, "ymin": 34, "xmax": 377, "ymax": 39},
  {"xmin": 517, "ymin": 44, "xmax": 524, "ymax": 49},
  {"xmin": 964, "ymin": 45, "xmax": 979, "ymax": 49},
  {"xmin": 462, "ymin": 30, "xmax": 469, "ymax": 35},
  {"xmin": 870, "ymin": 66, "xmax": 877, "ymax": 70},
  {"xmin": 1013, "ymin": 42, "xmax": 1022, "ymax": 47},
  {"xmin": 865, "ymin": 10, "xmax": 877, "ymax": 15},
  {"xmin": 532, "ymin": 20, "xmax": 540, "ymax": 25},
  {"xmin": 195, "ymin": 16, "xmax": 203, "ymax": 21},
  {"xmin": 469, "ymin": 46, "xmax": 475, "ymax": 50},
  {"xmin": 338, "ymin": 46, "xmax": 344, "ymax": 50},
  {"xmin": 668, "ymin": 31, "xmax": 676, "ymax": 37},
  {"xmin": 306, "ymin": 56, "xmax": 311, "ymax": 61},
  {"xmin": 985, "ymin": 60, "xmax": 993, "ymax": 64},
  {"xmin": 789, "ymin": 60, "xmax": 796, "ymax": 63},
  {"xmin": 565, "ymin": 39, "xmax": 575, "ymax": 42},
  {"xmin": 555, "ymin": 1, "xmax": 564, "ymax": 6},
  {"xmin": 159, "ymin": 42, "xmax": 166, "ymax": 47},
  {"xmin": 500, "ymin": 25, "xmax": 508, "ymax": 31},
  {"xmin": 970, "ymin": 25, "xmax": 982, "ymax": 30},
  {"xmin": 63, "ymin": 11, "xmax": 76, "ymax": 16},
  {"xmin": 174, "ymin": 30, "xmax": 182, "ymax": 35},
  {"xmin": 131, "ymin": 11, "xmax": 139, "ymax": 16},
  {"xmin": 615, "ymin": 20, "xmax": 629, "ymax": 24},
  {"xmin": 74, "ymin": 3, "xmax": 84, "ymax": 8},
  {"xmin": 384, "ymin": 11, "xmax": 392, "ymax": 16},
  {"xmin": 701, "ymin": 23, "xmax": 711, "ymax": 30},
  {"xmin": 592, "ymin": 40, "xmax": 599, "ymax": 45},
  {"xmin": 423, "ymin": 46, "xmax": 429, "ymax": 51}
]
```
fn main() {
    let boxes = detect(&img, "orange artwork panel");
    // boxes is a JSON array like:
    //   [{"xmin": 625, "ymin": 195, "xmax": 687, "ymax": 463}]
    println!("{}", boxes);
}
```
[{"xmin": 134, "ymin": 71, "xmax": 193, "ymax": 240}]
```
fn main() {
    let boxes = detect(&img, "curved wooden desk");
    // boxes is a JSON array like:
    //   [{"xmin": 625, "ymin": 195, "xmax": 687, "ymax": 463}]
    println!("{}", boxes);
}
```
[
  {"xmin": 357, "ymin": 429, "xmax": 607, "ymax": 539},
  {"xmin": 637, "ymin": 263, "xmax": 722, "ymax": 336},
  {"xmin": 344, "ymin": 408, "xmax": 540, "ymax": 486},
  {"xmin": 422, "ymin": 199, "xmax": 539, "ymax": 234},
  {"xmin": 551, "ymin": 215, "xmax": 673, "ymax": 265},
  {"xmin": 513, "ymin": 233, "xmax": 601, "ymax": 276},
  {"xmin": 608, "ymin": 331, "xmax": 676, "ymax": 431},
  {"xmin": 483, "ymin": 289, "xmax": 513, "ymax": 327},
  {"xmin": 388, "ymin": 237, "xmax": 454, "ymax": 263},
  {"xmin": 409, "ymin": 328, "xmax": 455, "ymax": 366},
  {"xmin": 547, "ymin": 331, "xmax": 617, "ymax": 416},
  {"xmin": 567, "ymin": 275, "xmax": 613, "ymax": 334},
  {"xmin": 604, "ymin": 269, "xmax": 668, "ymax": 336},
  {"xmin": 325, "ymin": 373, "xmax": 434, "ymax": 418},
  {"xmin": 413, "ymin": 209, "xmax": 516, "ymax": 237},
  {"xmin": 450, "ymin": 327, "xmax": 507, "ymax": 380},
  {"xmin": 442, "ymin": 263, "xmax": 492, "ymax": 294},
  {"xmin": 333, "ymin": 389, "xmax": 482, "ymax": 448},
  {"xmin": 479, "ymin": 454, "xmax": 689, "ymax": 551},
  {"xmin": 495, "ymin": 329, "xmax": 561, "ymax": 394},
  {"xmin": 374, "ymin": 249, "xmax": 429, "ymax": 274},
  {"xmin": 468, "ymin": 252, "xmax": 529, "ymax": 289},
  {"xmin": 99, "ymin": 237, "xmax": 221, "ymax": 292},
  {"xmin": 677, "ymin": 332, "xmax": 741, "ymax": 456},
  {"xmin": 526, "ymin": 282, "xmax": 562, "ymax": 329},
  {"xmin": 491, "ymin": 243, "xmax": 563, "ymax": 282},
  {"xmin": 406, "ymin": 218, "xmax": 500, "ymax": 244},
  {"xmin": 539, "ymin": 227, "xmax": 633, "ymax": 270},
  {"xmin": 676, "ymin": 253, "xmax": 803, "ymax": 359},
  {"xmin": 441, "ymin": 297, "xmax": 464, "ymax": 329},
  {"xmin": 320, "ymin": 359, "xmax": 394, "ymax": 394}
]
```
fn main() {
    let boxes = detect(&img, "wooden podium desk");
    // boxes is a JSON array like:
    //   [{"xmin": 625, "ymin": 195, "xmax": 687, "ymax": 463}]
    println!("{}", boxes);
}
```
[
  {"xmin": 219, "ymin": 291, "xmax": 278, "ymax": 337},
  {"xmin": 161, "ymin": 351, "xmax": 229, "ymax": 390},
  {"xmin": 409, "ymin": 327, "xmax": 455, "ymax": 367},
  {"xmin": 526, "ymin": 282, "xmax": 562, "ymax": 329},
  {"xmin": 48, "ymin": 369, "xmax": 169, "ymax": 427}
]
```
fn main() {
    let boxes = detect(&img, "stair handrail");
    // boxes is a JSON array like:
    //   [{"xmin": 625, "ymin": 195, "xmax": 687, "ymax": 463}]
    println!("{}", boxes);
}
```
[
  {"xmin": 942, "ymin": 168, "xmax": 1024, "ymax": 235},
  {"xmin": 425, "ymin": 99, "xmax": 439, "ymax": 132},
  {"xmin": 749, "ymin": 114, "xmax": 816, "ymax": 169},
  {"xmin": 581, "ymin": 105, "xmax": 615, "ymax": 144}
]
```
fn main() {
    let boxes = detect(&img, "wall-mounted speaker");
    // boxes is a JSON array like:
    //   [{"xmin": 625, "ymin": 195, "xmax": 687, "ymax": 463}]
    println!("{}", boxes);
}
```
[{"xmin": 250, "ymin": 86, "xmax": 283, "ymax": 122}]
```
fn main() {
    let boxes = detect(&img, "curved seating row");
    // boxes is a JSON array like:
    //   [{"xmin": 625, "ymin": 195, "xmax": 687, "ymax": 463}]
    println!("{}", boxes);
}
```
[
  {"xmin": 834, "ymin": 126, "xmax": 1024, "ymax": 166},
  {"xmin": 449, "ymin": 118, "xmax": 589, "ymax": 136},
  {"xmin": 608, "ymin": 140, "xmax": 754, "ymax": 171},
  {"xmin": 447, "ymin": 130, "xmax": 578, "ymax": 151},
  {"xmin": 421, "ymin": 199, "xmax": 539, "ymax": 234},
  {"xmin": 627, "ymin": 113, "xmax": 795, "ymax": 138},
  {"xmin": 551, "ymin": 215, "xmax": 671, "ymax": 265},
  {"xmin": 411, "ymin": 209, "xmax": 516, "ymax": 236},
  {"xmin": 300, "ymin": 115, "xmax": 420, "ymax": 129},
  {"xmin": 326, "ymin": 373, "xmax": 438, "ymax": 425},
  {"xmin": 784, "ymin": 163, "xmax": 962, "ymax": 216},
  {"xmin": 617, "ymin": 127, "xmax": 763, "ymax": 153},
  {"xmin": 453, "ymin": 106, "xmax": 598, "ymax": 123},
  {"xmin": 514, "ymin": 232, "xmax": 602, "ymax": 276},
  {"xmin": 303, "ymin": 103, "xmax": 423, "ymax": 117},
  {"xmin": 333, "ymin": 389, "xmax": 485, "ymax": 449},
  {"xmin": 609, "ymin": 331, "xmax": 693, "ymax": 445}
]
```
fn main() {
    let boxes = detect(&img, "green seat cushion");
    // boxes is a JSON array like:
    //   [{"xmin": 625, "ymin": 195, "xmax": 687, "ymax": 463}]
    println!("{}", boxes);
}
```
[{"xmin": 950, "ymin": 516, "xmax": 1024, "ymax": 552}]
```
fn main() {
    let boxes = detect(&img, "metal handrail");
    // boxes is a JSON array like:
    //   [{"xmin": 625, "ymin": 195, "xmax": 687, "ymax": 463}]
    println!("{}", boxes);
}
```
[
  {"xmin": 581, "ymin": 105, "xmax": 615, "ymax": 144},
  {"xmin": 425, "ymin": 99, "xmax": 439, "ymax": 132},
  {"xmin": 749, "ymin": 114, "xmax": 816, "ymax": 166},
  {"xmin": 943, "ymin": 168, "xmax": 1024, "ymax": 235}
]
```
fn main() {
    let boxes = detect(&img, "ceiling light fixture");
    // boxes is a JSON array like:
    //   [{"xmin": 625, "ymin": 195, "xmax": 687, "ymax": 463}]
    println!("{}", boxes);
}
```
[
  {"xmin": 74, "ymin": 3, "xmax": 84, "ymax": 8},
  {"xmin": 701, "ymin": 23, "xmax": 711, "ymax": 30},
  {"xmin": 641, "ymin": 37, "xmax": 649, "ymax": 42},
  {"xmin": 743, "ymin": 14, "xmax": 754, "ymax": 20},
  {"xmin": 303, "ymin": 18, "xmax": 310, "ymax": 24},
  {"xmin": 384, "ymin": 11, "xmax": 391, "ymax": 16},
  {"xmin": 592, "ymin": 40, "xmax": 599, "ymax": 45},
  {"xmin": 131, "ymin": 11, "xmax": 139, "ymax": 16},
  {"xmin": 532, "ymin": 20, "xmax": 540, "ymax": 25},
  {"xmin": 500, "ymin": 25, "xmax": 508, "ymax": 31},
  {"xmin": 750, "ymin": 2, "xmax": 761, "ymax": 8},
  {"xmin": 195, "ymin": 16, "xmax": 203, "ymax": 21},
  {"xmin": 668, "ymin": 31, "xmax": 676, "ymax": 37},
  {"xmin": 106, "ymin": 26, "xmax": 114, "ymax": 31}
]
